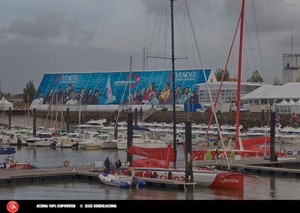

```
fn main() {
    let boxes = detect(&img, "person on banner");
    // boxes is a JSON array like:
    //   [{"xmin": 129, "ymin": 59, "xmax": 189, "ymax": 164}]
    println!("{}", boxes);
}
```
[{"xmin": 215, "ymin": 148, "xmax": 219, "ymax": 163}]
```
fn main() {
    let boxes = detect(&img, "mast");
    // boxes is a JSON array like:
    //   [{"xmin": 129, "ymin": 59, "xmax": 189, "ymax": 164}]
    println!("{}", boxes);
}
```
[
  {"xmin": 170, "ymin": 0, "xmax": 177, "ymax": 168},
  {"xmin": 291, "ymin": 22, "xmax": 294, "ymax": 54},
  {"xmin": 143, "ymin": 47, "xmax": 146, "ymax": 71},
  {"xmin": 128, "ymin": 55, "xmax": 133, "ymax": 111},
  {"xmin": 235, "ymin": 0, "xmax": 245, "ymax": 150}
]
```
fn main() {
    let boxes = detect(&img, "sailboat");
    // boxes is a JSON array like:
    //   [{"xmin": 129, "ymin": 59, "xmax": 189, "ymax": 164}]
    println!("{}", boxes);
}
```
[
  {"xmin": 105, "ymin": 76, "xmax": 116, "ymax": 104},
  {"xmin": 188, "ymin": 0, "xmax": 286, "ymax": 160},
  {"xmin": 124, "ymin": 0, "xmax": 254, "ymax": 190}
]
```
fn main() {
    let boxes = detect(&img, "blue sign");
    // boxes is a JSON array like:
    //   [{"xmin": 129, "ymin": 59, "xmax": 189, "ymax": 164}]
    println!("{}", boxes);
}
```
[{"xmin": 31, "ymin": 68, "xmax": 212, "ymax": 108}]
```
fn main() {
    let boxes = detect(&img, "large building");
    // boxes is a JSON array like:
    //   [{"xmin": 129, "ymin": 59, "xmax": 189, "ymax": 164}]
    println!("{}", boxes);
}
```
[
  {"xmin": 196, "ymin": 81, "xmax": 261, "ymax": 112},
  {"xmin": 282, "ymin": 53, "xmax": 300, "ymax": 84},
  {"xmin": 241, "ymin": 82, "xmax": 300, "ymax": 114}
]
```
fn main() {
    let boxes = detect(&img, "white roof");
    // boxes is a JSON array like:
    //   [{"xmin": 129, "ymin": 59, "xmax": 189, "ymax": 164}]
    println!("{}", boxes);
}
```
[
  {"xmin": 241, "ymin": 82, "xmax": 300, "ymax": 100},
  {"xmin": 197, "ymin": 81, "xmax": 262, "ymax": 91},
  {"xmin": 0, "ymin": 97, "xmax": 13, "ymax": 104},
  {"xmin": 277, "ymin": 99, "xmax": 288, "ymax": 106},
  {"xmin": 241, "ymin": 83, "xmax": 278, "ymax": 100},
  {"xmin": 260, "ymin": 83, "xmax": 300, "ymax": 99},
  {"xmin": 0, "ymin": 97, "xmax": 13, "ymax": 110},
  {"xmin": 287, "ymin": 99, "xmax": 296, "ymax": 105}
]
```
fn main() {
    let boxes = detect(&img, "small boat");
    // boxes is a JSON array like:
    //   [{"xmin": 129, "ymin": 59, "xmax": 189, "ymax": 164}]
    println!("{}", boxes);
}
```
[
  {"xmin": 98, "ymin": 172, "xmax": 146, "ymax": 188},
  {"xmin": 0, "ymin": 147, "xmax": 16, "ymax": 155},
  {"xmin": 0, "ymin": 156, "xmax": 31, "ymax": 169},
  {"xmin": 132, "ymin": 125, "xmax": 150, "ymax": 134}
]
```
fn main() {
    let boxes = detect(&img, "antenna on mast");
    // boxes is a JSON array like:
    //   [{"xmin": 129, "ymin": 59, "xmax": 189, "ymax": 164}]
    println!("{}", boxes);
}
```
[
  {"xmin": 291, "ymin": 21, "xmax": 294, "ymax": 54},
  {"xmin": 143, "ymin": 47, "xmax": 146, "ymax": 71}
]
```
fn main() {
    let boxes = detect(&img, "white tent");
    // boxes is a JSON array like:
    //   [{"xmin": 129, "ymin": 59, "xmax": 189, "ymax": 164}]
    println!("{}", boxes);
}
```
[
  {"xmin": 291, "ymin": 99, "xmax": 300, "ymax": 113},
  {"xmin": 0, "ymin": 97, "xmax": 13, "ymax": 110},
  {"xmin": 287, "ymin": 99, "xmax": 295, "ymax": 105},
  {"xmin": 276, "ymin": 99, "xmax": 288, "ymax": 113},
  {"xmin": 286, "ymin": 99, "xmax": 296, "ymax": 113},
  {"xmin": 277, "ymin": 99, "xmax": 288, "ymax": 106}
]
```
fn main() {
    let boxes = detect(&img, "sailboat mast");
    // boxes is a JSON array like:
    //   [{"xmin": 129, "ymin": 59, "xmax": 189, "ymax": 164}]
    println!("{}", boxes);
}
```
[
  {"xmin": 170, "ymin": 0, "xmax": 177, "ymax": 168},
  {"xmin": 235, "ymin": 0, "xmax": 245, "ymax": 149},
  {"xmin": 128, "ymin": 55, "xmax": 133, "ymax": 111}
]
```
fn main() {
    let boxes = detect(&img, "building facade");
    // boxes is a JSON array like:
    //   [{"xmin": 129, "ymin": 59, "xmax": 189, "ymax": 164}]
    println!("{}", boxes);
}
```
[{"xmin": 282, "ymin": 53, "xmax": 300, "ymax": 84}]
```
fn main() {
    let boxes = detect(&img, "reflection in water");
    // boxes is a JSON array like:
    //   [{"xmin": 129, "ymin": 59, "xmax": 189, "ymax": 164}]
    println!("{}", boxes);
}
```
[
  {"xmin": 128, "ymin": 187, "xmax": 178, "ymax": 200},
  {"xmin": 185, "ymin": 191, "xmax": 194, "ymax": 200},
  {"xmin": 208, "ymin": 188, "xmax": 244, "ymax": 200},
  {"xmin": 270, "ymin": 177, "xmax": 276, "ymax": 199},
  {"xmin": 1, "ymin": 115, "xmax": 300, "ymax": 200},
  {"xmin": 0, "ymin": 174, "xmax": 299, "ymax": 200},
  {"xmin": 33, "ymin": 147, "xmax": 37, "ymax": 159}
]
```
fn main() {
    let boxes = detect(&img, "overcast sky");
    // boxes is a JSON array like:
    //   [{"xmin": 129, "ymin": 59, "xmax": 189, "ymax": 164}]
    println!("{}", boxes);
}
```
[{"xmin": 0, "ymin": 0, "xmax": 299, "ymax": 94}]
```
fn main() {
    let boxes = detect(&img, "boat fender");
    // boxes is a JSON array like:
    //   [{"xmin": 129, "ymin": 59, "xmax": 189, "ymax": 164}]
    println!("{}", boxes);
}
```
[{"xmin": 64, "ymin": 160, "xmax": 70, "ymax": 167}]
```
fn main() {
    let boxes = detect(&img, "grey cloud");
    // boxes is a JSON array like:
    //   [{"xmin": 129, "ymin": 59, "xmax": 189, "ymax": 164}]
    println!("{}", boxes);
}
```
[
  {"xmin": 141, "ymin": 0, "xmax": 300, "ymax": 34},
  {"xmin": 65, "ymin": 20, "xmax": 96, "ymax": 44},
  {"xmin": 1, "ymin": 11, "xmax": 95, "ymax": 44},
  {"xmin": 0, "ymin": 38, "xmax": 143, "ymax": 94},
  {"xmin": 224, "ymin": 0, "xmax": 299, "ymax": 33},
  {"xmin": 1, "ymin": 12, "xmax": 65, "ymax": 39}
]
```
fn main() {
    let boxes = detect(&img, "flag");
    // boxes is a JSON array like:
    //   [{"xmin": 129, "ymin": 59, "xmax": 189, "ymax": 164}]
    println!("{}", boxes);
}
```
[
  {"xmin": 275, "ymin": 113, "xmax": 280, "ymax": 122},
  {"xmin": 291, "ymin": 112, "xmax": 299, "ymax": 122}
]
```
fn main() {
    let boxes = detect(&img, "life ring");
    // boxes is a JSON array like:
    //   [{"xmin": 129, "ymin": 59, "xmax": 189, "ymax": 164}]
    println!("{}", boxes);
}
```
[
  {"xmin": 64, "ymin": 160, "xmax": 70, "ymax": 167},
  {"xmin": 126, "ymin": 73, "xmax": 140, "ymax": 88},
  {"xmin": 217, "ymin": 153, "xmax": 224, "ymax": 159}
]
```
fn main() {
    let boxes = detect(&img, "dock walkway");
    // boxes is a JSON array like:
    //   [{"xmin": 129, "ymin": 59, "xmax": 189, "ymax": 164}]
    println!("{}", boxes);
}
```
[
  {"xmin": 192, "ymin": 155, "xmax": 300, "ymax": 176},
  {"xmin": 0, "ymin": 156, "xmax": 299, "ymax": 187}
]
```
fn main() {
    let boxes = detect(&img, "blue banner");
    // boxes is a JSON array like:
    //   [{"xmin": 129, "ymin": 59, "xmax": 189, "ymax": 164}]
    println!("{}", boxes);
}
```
[{"xmin": 31, "ymin": 68, "xmax": 212, "ymax": 108}]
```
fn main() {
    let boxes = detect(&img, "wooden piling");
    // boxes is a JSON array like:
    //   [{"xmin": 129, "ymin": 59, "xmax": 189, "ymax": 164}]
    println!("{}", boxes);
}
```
[{"xmin": 184, "ymin": 121, "xmax": 194, "ymax": 191}]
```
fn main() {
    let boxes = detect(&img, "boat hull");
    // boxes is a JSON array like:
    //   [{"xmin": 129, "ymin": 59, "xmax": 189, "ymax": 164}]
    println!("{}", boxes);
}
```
[
  {"xmin": 0, "ymin": 162, "xmax": 31, "ymax": 169},
  {"xmin": 98, "ymin": 173, "xmax": 146, "ymax": 188},
  {"xmin": 0, "ymin": 147, "xmax": 16, "ymax": 155},
  {"xmin": 131, "ymin": 167, "xmax": 245, "ymax": 190}
]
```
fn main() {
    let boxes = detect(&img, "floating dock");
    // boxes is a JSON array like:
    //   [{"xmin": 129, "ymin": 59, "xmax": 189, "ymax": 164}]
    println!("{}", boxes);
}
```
[
  {"xmin": 0, "ymin": 166, "xmax": 196, "ymax": 190},
  {"xmin": 192, "ymin": 156, "xmax": 300, "ymax": 177},
  {"xmin": 0, "ymin": 156, "xmax": 299, "ymax": 187}
]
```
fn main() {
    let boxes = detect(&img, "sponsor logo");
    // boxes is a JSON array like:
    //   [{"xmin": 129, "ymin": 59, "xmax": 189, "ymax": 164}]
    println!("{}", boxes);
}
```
[
  {"xmin": 61, "ymin": 74, "xmax": 80, "ymax": 83},
  {"xmin": 220, "ymin": 175, "xmax": 239, "ymax": 184},
  {"xmin": 114, "ymin": 74, "xmax": 140, "ymax": 88},
  {"xmin": 175, "ymin": 71, "xmax": 197, "ymax": 81},
  {"xmin": 157, "ymin": 172, "xmax": 185, "ymax": 181},
  {"xmin": 7, "ymin": 200, "xmax": 19, "ymax": 213},
  {"xmin": 135, "ymin": 150, "xmax": 151, "ymax": 158}
]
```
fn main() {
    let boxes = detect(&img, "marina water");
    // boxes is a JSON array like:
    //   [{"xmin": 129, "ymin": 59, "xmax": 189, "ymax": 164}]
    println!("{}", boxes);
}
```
[{"xmin": 0, "ymin": 115, "xmax": 299, "ymax": 200}]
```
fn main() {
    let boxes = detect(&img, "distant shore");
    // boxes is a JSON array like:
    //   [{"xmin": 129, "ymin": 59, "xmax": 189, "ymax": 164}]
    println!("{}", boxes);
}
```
[{"xmin": 1, "ymin": 109, "xmax": 294, "ymax": 130}]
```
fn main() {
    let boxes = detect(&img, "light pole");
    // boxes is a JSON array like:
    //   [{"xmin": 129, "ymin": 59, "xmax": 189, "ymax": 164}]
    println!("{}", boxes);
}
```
[{"xmin": 8, "ymin": 79, "xmax": 15, "ymax": 96}]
